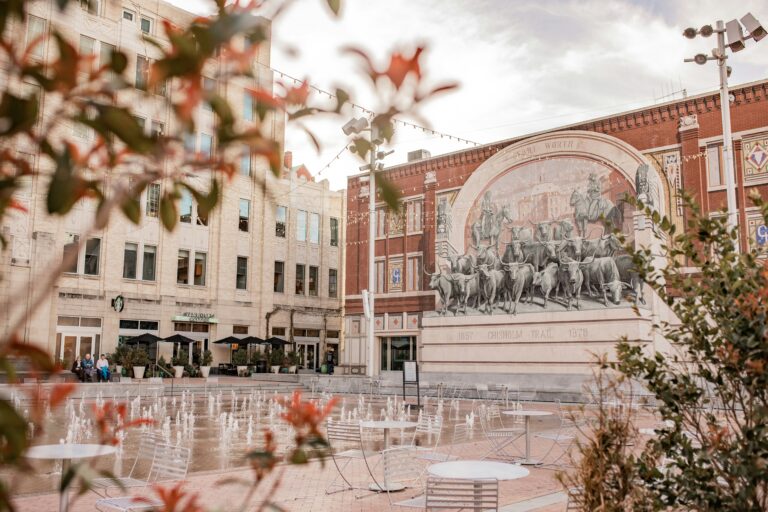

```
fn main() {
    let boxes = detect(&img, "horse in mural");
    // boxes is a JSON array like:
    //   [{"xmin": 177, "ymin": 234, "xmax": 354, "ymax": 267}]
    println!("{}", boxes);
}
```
[
  {"xmin": 570, "ymin": 190, "xmax": 624, "ymax": 237},
  {"xmin": 471, "ymin": 204, "xmax": 514, "ymax": 249}
]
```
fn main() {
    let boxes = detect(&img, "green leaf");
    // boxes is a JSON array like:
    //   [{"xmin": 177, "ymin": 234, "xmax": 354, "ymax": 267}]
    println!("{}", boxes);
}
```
[
  {"xmin": 0, "ymin": 0, "xmax": 25, "ymax": 39},
  {"xmin": 334, "ymin": 88, "xmax": 349, "ymax": 113},
  {"xmin": 0, "ymin": 399, "xmax": 29, "ymax": 465},
  {"xmin": 325, "ymin": 0, "xmax": 341, "ymax": 15},
  {"xmin": 159, "ymin": 193, "xmax": 178, "ymax": 231},
  {"xmin": 0, "ymin": 92, "xmax": 39, "ymax": 137},
  {"xmin": 121, "ymin": 197, "xmax": 141, "ymax": 224},
  {"xmin": 46, "ymin": 148, "xmax": 84, "ymax": 215},
  {"xmin": 90, "ymin": 105, "xmax": 155, "ymax": 154},
  {"xmin": 374, "ymin": 173, "xmax": 400, "ymax": 211},
  {"xmin": 109, "ymin": 50, "xmax": 128, "ymax": 73}
]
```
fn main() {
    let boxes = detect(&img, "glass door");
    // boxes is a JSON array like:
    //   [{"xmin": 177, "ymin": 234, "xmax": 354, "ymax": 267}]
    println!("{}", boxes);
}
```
[{"xmin": 62, "ymin": 335, "xmax": 77, "ymax": 365}]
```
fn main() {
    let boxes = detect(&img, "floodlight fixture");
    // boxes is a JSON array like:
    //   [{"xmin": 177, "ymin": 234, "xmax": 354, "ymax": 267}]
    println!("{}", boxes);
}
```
[
  {"xmin": 699, "ymin": 24, "xmax": 714, "ymax": 37},
  {"xmin": 741, "ymin": 13, "xmax": 765, "ymax": 42},
  {"xmin": 341, "ymin": 116, "xmax": 369, "ymax": 136},
  {"xmin": 725, "ymin": 19, "xmax": 746, "ymax": 51},
  {"xmin": 694, "ymin": 53, "xmax": 709, "ymax": 65},
  {"xmin": 683, "ymin": 27, "xmax": 698, "ymax": 39}
]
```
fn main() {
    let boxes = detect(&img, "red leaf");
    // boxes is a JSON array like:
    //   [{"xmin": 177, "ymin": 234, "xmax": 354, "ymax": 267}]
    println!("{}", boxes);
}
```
[
  {"xmin": 49, "ymin": 383, "xmax": 76, "ymax": 408},
  {"xmin": 384, "ymin": 47, "xmax": 424, "ymax": 89}
]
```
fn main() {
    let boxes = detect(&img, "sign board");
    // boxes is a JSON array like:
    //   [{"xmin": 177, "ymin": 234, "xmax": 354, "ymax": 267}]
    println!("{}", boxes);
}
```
[
  {"xmin": 757, "ymin": 224, "xmax": 768, "ymax": 246},
  {"xmin": 403, "ymin": 361, "xmax": 418, "ymax": 383}
]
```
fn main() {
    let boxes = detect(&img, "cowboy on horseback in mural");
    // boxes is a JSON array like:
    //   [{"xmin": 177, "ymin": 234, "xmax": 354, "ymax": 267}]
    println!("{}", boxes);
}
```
[{"xmin": 570, "ymin": 173, "xmax": 624, "ymax": 237}]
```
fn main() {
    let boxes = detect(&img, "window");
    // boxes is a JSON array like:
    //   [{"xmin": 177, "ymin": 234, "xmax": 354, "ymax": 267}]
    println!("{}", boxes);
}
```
[
  {"xmin": 239, "ymin": 199, "xmax": 250, "ymax": 232},
  {"xmin": 79, "ymin": 35, "xmax": 96, "ymax": 72},
  {"xmin": 80, "ymin": 0, "xmax": 99, "ymax": 15},
  {"xmin": 329, "ymin": 269, "xmax": 338, "ymax": 298},
  {"xmin": 233, "ymin": 325, "xmax": 248, "ymax": 335},
  {"xmin": 236, "ymin": 256, "xmax": 248, "ymax": 290},
  {"xmin": 295, "ymin": 264, "xmax": 305, "ymax": 294},
  {"xmin": 177, "ymin": 250, "xmax": 189, "ymax": 284},
  {"xmin": 99, "ymin": 41, "xmax": 115, "ymax": 68},
  {"xmin": 376, "ymin": 208, "xmax": 386, "ymax": 237},
  {"xmin": 240, "ymin": 146, "xmax": 251, "ymax": 176},
  {"xmin": 119, "ymin": 320, "xmax": 139, "ymax": 329},
  {"xmin": 174, "ymin": 322, "xmax": 191, "ymax": 332},
  {"xmin": 276, "ymin": 206, "xmax": 287, "ymax": 237},
  {"xmin": 327, "ymin": 330, "xmax": 340, "ymax": 339},
  {"xmin": 146, "ymin": 183, "xmax": 160, "ymax": 217},
  {"xmin": 123, "ymin": 243, "xmax": 138, "ymax": 279},
  {"xmin": 194, "ymin": 252, "xmax": 207, "ymax": 286},
  {"xmin": 26, "ymin": 15, "xmax": 46, "ymax": 59},
  {"xmin": 140, "ymin": 16, "xmax": 152, "ymax": 34},
  {"xmin": 296, "ymin": 210, "xmax": 307, "ymax": 242},
  {"xmin": 330, "ymin": 218, "xmax": 339, "ymax": 247},
  {"xmin": 707, "ymin": 144, "xmax": 725, "ymax": 188},
  {"xmin": 407, "ymin": 256, "xmax": 422, "ymax": 291},
  {"xmin": 309, "ymin": 213, "xmax": 320, "ymax": 244},
  {"xmin": 122, "ymin": 9, "xmax": 135, "ymax": 21},
  {"xmin": 135, "ymin": 55, "xmax": 149, "ymax": 91},
  {"xmin": 380, "ymin": 336, "xmax": 416, "ymax": 372},
  {"xmin": 375, "ymin": 260, "xmax": 385, "ymax": 293},
  {"xmin": 308, "ymin": 266, "xmax": 318, "ymax": 296},
  {"xmin": 306, "ymin": 329, "xmax": 320, "ymax": 337},
  {"xmin": 183, "ymin": 132, "xmax": 196, "ymax": 154},
  {"xmin": 151, "ymin": 121, "xmax": 164, "ymax": 139},
  {"xmin": 63, "ymin": 234, "xmax": 80, "ymax": 273},
  {"xmin": 202, "ymin": 77, "xmax": 215, "ymax": 111},
  {"xmin": 243, "ymin": 91, "xmax": 254, "ymax": 121},
  {"xmin": 200, "ymin": 133, "xmax": 213, "ymax": 158},
  {"xmin": 142, "ymin": 245, "xmax": 156, "ymax": 281},
  {"xmin": 84, "ymin": 238, "xmax": 100, "ymax": 275},
  {"xmin": 180, "ymin": 190, "xmax": 193, "ymax": 223},
  {"xmin": 134, "ymin": 116, "xmax": 146, "ymax": 132},
  {"xmin": 274, "ymin": 261, "xmax": 284, "ymax": 292},
  {"xmin": 407, "ymin": 200, "xmax": 423, "ymax": 233},
  {"xmin": 293, "ymin": 328, "xmax": 307, "ymax": 337},
  {"xmin": 272, "ymin": 327, "xmax": 286, "ymax": 336}
]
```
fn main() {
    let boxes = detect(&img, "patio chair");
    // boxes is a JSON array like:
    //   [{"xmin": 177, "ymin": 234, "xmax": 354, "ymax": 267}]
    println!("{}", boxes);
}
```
[
  {"xmin": 91, "ymin": 433, "xmax": 164, "ymax": 496},
  {"xmin": 408, "ymin": 414, "xmax": 446, "ymax": 462},
  {"xmin": 535, "ymin": 417, "xmax": 578, "ymax": 469},
  {"xmin": 479, "ymin": 411, "xmax": 523, "ymax": 461},
  {"xmin": 565, "ymin": 486, "xmax": 583, "ymax": 510},
  {"xmin": 377, "ymin": 446, "xmax": 425, "ymax": 504},
  {"xmin": 425, "ymin": 477, "xmax": 499, "ymax": 511},
  {"xmin": 325, "ymin": 420, "xmax": 377, "ymax": 494},
  {"xmin": 94, "ymin": 443, "xmax": 191, "ymax": 511}
]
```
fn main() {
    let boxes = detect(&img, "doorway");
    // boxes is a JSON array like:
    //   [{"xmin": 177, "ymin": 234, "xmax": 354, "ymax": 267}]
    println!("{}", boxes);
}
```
[{"xmin": 296, "ymin": 342, "xmax": 318, "ymax": 370}]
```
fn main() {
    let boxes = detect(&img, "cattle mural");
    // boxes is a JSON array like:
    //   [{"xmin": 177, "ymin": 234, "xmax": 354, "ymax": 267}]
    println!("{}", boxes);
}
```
[{"xmin": 427, "ymin": 157, "xmax": 645, "ymax": 315}]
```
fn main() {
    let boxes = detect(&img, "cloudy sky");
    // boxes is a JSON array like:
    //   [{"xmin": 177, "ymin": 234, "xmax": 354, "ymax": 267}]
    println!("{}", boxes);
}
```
[{"xmin": 169, "ymin": 0, "xmax": 768, "ymax": 189}]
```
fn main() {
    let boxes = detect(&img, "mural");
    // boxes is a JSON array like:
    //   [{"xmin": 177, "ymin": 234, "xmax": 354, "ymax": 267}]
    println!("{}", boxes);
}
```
[{"xmin": 427, "ymin": 156, "xmax": 646, "ymax": 316}]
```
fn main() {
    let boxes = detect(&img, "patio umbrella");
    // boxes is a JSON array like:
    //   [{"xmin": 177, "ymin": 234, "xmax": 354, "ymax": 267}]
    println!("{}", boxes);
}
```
[
  {"xmin": 162, "ymin": 334, "xmax": 196, "ymax": 365},
  {"xmin": 264, "ymin": 336, "xmax": 289, "ymax": 348},
  {"xmin": 125, "ymin": 332, "xmax": 162, "ymax": 345},
  {"xmin": 240, "ymin": 336, "xmax": 266, "ymax": 345},
  {"xmin": 214, "ymin": 335, "xmax": 244, "ymax": 364}
]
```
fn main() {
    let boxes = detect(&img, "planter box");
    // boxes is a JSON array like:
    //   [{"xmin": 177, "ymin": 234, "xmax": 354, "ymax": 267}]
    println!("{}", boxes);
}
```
[
  {"xmin": 200, "ymin": 366, "xmax": 211, "ymax": 378},
  {"xmin": 133, "ymin": 366, "xmax": 145, "ymax": 379}
]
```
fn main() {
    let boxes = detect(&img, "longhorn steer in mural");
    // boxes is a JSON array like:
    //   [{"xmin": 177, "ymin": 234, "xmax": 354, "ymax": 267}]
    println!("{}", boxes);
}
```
[
  {"xmin": 583, "ymin": 256, "xmax": 629, "ymax": 306},
  {"xmin": 557, "ymin": 257, "xmax": 588, "ymax": 311},
  {"xmin": 476, "ymin": 264, "xmax": 506, "ymax": 315},
  {"xmin": 448, "ymin": 252, "xmax": 476, "ymax": 275},
  {"xmin": 502, "ymin": 262, "xmax": 535, "ymax": 314},
  {"xmin": 532, "ymin": 262, "xmax": 561, "ymax": 309},
  {"xmin": 427, "ymin": 269, "xmax": 455, "ymax": 316}
]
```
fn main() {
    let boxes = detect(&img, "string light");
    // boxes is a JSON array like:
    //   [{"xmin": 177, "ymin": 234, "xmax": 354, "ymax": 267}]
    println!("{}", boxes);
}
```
[{"xmin": 258, "ymin": 62, "xmax": 481, "ymax": 147}]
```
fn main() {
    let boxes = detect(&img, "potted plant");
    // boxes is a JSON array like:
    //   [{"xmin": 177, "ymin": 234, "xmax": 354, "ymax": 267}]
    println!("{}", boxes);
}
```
[
  {"xmin": 113, "ymin": 344, "xmax": 131, "ymax": 376},
  {"xmin": 132, "ymin": 347, "xmax": 149, "ymax": 379},
  {"xmin": 200, "ymin": 349, "xmax": 213, "ymax": 378},
  {"xmin": 269, "ymin": 348, "xmax": 284, "ymax": 374},
  {"xmin": 157, "ymin": 355, "xmax": 172, "ymax": 378},
  {"xmin": 232, "ymin": 348, "xmax": 249, "ymax": 376},
  {"xmin": 172, "ymin": 349, "xmax": 189, "ymax": 378},
  {"xmin": 286, "ymin": 350, "xmax": 299, "ymax": 374}
]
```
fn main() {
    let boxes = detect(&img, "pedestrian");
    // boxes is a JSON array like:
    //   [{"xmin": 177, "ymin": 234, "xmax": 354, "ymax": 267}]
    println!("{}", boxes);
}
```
[
  {"xmin": 81, "ymin": 353, "xmax": 94, "ymax": 382},
  {"xmin": 70, "ymin": 356, "xmax": 82, "ymax": 381},
  {"xmin": 96, "ymin": 354, "xmax": 110, "ymax": 382}
]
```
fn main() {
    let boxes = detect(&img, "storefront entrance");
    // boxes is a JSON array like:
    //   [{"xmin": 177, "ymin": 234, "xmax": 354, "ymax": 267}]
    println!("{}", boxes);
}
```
[
  {"xmin": 55, "ymin": 316, "xmax": 102, "ymax": 366},
  {"xmin": 296, "ymin": 342, "xmax": 318, "ymax": 370}
]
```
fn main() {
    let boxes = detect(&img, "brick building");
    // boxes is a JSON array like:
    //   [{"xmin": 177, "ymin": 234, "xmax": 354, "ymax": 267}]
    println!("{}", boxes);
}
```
[{"xmin": 342, "ymin": 78, "xmax": 768, "ymax": 381}]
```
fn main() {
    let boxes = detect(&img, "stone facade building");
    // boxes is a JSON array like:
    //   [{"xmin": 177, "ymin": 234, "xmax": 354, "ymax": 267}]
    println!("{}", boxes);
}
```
[
  {"xmin": 343, "ymin": 78, "xmax": 768, "ymax": 386},
  {"xmin": 0, "ymin": 0, "xmax": 344, "ymax": 368}
]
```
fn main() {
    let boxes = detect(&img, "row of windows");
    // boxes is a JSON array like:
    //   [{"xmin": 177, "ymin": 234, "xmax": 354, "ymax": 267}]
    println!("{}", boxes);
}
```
[
  {"xmin": 375, "ymin": 200, "xmax": 423, "ymax": 237},
  {"xmin": 374, "ymin": 256, "xmax": 422, "ymax": 293},
  {"xmin": 276, "ymin": 206, "xmax": 339, "ymax": 246},
  {"xmin": 273, "ymin": 263, "xmax": 338, "ymax": 298},
  {"xmin": 271, "ymin": 327, "xmax": 339, "ymax": 338}
]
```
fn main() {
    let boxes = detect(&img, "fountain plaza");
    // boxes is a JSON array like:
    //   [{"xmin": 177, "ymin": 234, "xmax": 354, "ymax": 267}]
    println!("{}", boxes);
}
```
[{"xmin": 3, "ymin": 376, "xmax": 660, "ymax": 511}]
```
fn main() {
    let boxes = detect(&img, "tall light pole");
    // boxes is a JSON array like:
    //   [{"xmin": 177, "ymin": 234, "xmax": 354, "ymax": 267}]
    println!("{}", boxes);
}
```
[
  {"xmin": 684, "ymin": 13, "xmax": 766, "ymax": 248},
  {"xmin": 342, "ymin": 117, "xmax": 392, "ymax": 377}
]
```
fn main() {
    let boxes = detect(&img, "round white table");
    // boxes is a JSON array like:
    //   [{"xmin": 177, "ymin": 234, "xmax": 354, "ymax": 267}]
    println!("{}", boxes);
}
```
[
  {"xmin": 360, "ymin": 420, "xmax": 418, "ymax": 491},
  {"xmin": 428, "ymin": 460, "xmax": 529, "ymax": 511},
  {"xmin": 502, "ymin": 410, "xmax": 552, "ymax": 465},
  {"xmin": 26, "ymin": 443, "xmax": 117, "ymax": 512}
]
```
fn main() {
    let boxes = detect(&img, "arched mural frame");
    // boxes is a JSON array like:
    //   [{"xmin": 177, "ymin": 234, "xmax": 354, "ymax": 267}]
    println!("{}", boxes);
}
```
[{"xmin": 448, "ymin": 130, "xmax": 665, "ymax": 253}]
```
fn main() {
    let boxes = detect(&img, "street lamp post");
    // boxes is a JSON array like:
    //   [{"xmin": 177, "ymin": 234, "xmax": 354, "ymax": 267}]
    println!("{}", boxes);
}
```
[
  {"xmin": 342, "ymin": 117, "xmax": 392, "ymax": 377},
  {"xmin": 684, "ymin": 13, "xmax": 765, "ymax": 248}
]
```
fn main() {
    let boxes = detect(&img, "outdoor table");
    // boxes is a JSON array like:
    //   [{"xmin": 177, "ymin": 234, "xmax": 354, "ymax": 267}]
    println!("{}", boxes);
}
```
[
  {"xmin": 428, "ymin": 460, "xmax": 529, "ymax": 511},
  {"xmin": 502, "ymin": 410, "xmax": 552, "ymax": 465},
  {"xmin": 360, "ymin": 420, "xmax": 418, "ymax": 491},
  {"xmin": 26, "ymin": 443, "xmax": 117, "ymax": 512}
]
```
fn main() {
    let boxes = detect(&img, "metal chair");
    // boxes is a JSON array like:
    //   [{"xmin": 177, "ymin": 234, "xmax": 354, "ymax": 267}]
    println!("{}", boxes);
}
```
[
  {"xmin": 535, "ymin": 418, "xmax": 578, "ymax": 469},
  {"xmin": 409, "ymin": 414, "xmax": 446, "ymax": 462},
  {"xmin": 325, "ymin": 420, "xmax": 376, "ymax": 494},
  {"xmin": 566, "ymin": 486, "xmax": 583, "ymax": 510},
  {"xmin": 94, "ymin": 443, "xmax": 191, "ymax": 511},
  {"xmin": 91, "ymin": 433, "xmax": 164, "ymax": 496},
  {"xmin": 479, "ymin": 410, "xmax": 523, "ymax": 461},
  {"xmin": 425, "ymin": 477, "xmax": 499, "ymax": 511},
  {"xmin": 377, "ymin": 446, "xmax": 425, "ymax": 504}
]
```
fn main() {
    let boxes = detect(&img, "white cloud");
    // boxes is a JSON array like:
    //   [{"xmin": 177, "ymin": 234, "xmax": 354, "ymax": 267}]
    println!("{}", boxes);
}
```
[{"xmin": 165, "ymin": 0, "xmax": 768, "ymax": 190}]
